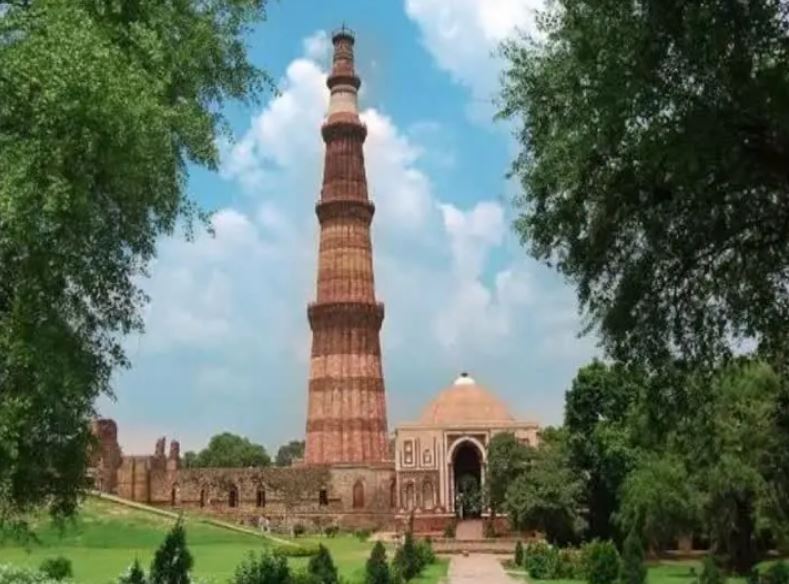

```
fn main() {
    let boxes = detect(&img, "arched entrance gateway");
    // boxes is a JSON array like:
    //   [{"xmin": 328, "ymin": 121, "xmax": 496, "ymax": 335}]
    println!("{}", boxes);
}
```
[
  {"xmin": 395, "ymin": 372, "xmax": 541, "ymax": 529},
  {"xmin": 450, "ymin": 439, "xmax": 484, "ymax": 518}
]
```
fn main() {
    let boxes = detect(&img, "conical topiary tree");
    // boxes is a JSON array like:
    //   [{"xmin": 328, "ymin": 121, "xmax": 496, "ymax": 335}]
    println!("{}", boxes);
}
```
[
  {"xmin": 514, "ymin": 541, "xmax": 524, "ymax": 567},
  {"xmin": 120, "ymin": 559, "xmax": 147, "ymax": 584},
  {"xmin": 308, "ymin": 544, "xmax": 338, "ymax": 584},
  {"xmin": 150, "ymin": 519, "xmax": 193, "ymax": 584},
  {"xmin": 365, "ymin": 541, "xmax": 391, "ymax": 584},
  {"xmin": 621, "ymin": 531, "xmax": 646, "ymax": 584}
]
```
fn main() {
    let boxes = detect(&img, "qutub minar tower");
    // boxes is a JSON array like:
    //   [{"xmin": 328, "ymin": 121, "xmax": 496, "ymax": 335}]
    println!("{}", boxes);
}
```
[
  {"xmin": 304, "ymin": 28, "xmax": 390, "ymax": 465},
  {"xmin": 89, "ymin": 26, "xmax": 541, "ymax": 536}
]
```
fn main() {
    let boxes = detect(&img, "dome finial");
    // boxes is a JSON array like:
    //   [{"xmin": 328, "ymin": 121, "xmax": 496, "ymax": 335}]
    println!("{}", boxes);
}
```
[{"xmin": 454, "ymin": 372, "xmax": 475, "ymax": 385}]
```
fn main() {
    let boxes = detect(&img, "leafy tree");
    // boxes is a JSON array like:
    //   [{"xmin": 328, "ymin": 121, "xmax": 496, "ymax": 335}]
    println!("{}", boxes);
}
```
[
  {"xmin": 500, "ymin": 0, "xmax": 789, "ymax": 368},
  {"xmin": 617, "ymin": 453, "xmax": 699, "ymax": 551},
  {"xmin": 119, "ymin": 559, "xmax": 147, "ymax": 584},
  {"xmin": 505, "ymin": 428, "xmax": 585, "ymax": 545},
  {"xmin": 307, "ymin": 545, "xmax": 338, "ymax": 584},
  {"xmin": 684, "ymin": 362, "xmax": 785, "ymax": 573},
  {"xmin": 486, "ymin": 432, "xmax": 530, "ymax": 517},
  {"xmin": 365, "ymin": 541, "xmax": 391, "ymax": 584},
  {"xmin": 149, "ymin": 520, "xmax": 193, "ymax": 584},
  {"xmin": 0, "ymin": 0, "xmax": 271, "ymax": 520},
  {"xmin": 564, "ymin": 362, "xmax": 640, "ymax": 540},
  {"xmin": 275, "ymin": 440, "xmax": 306, "ymax": 467},
  {"xmin": 182, "ymin": 452, "xmax": 198, "ymax": 469},
  {"xmin": 191, "ymin": 433, "xmax": 271, "ymax": 468},
  {"xmin": 620, "ymin": 530, "xmax": 647, "ymax": 584}
]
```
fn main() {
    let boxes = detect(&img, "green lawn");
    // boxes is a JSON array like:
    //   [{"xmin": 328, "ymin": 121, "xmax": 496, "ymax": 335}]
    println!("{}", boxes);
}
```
[
  {"xmin": 507, "ymin": 560, "xmax": 746, "ymax": 584},
  {"xmin": 0, "ymin": 497, "xmax": 447, "ymax": 584}
]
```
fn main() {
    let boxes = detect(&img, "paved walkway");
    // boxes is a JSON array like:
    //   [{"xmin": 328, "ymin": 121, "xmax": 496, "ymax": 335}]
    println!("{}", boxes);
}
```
[
  {"xmin": 455, "ymin": 519, "xmax": 483, "ymax": 540},
  {"xmin": 448, "ymin": 554, "xmax": 520, "ymax": 584}
]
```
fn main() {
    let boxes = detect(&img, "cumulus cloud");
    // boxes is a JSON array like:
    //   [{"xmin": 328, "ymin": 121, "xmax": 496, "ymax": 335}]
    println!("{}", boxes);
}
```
[{"xmin": 405, "ymin": 0, "xmax": 542, "ymax": 121}]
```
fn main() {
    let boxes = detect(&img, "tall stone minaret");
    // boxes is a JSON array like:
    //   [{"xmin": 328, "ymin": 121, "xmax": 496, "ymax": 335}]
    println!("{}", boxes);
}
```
[{"xmin": 304, "ymin": 28, "xmax": 389, "ymax": 465}]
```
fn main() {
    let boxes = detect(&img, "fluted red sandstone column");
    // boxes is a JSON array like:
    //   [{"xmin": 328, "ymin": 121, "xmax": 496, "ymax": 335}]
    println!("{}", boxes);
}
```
[{"xmin": 304, "ymin": 28, "xmax": 389, "ymax": 465}]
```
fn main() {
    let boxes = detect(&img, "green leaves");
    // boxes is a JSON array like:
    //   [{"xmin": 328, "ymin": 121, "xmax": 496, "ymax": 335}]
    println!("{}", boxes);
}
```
[
  {"xmin": 501, "ymin": 0, "xmax": 789, "ymax": 368},
  {"xmin": 187, "ymin": 432, "xmax": 271, "ymax": 468},
  {"xmin": 0, "ymin": 0, "xmax": 269, "ymax": 520}
]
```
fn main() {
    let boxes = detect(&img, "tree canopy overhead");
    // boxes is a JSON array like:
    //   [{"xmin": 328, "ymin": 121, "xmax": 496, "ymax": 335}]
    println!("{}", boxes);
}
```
[
  {"xmin": 500, "ymin": 0, "xmax": 789, "ymax": 368},
  {"xmin": 0, "ymin": 0, "xmax": 270, "ymax": 520}
]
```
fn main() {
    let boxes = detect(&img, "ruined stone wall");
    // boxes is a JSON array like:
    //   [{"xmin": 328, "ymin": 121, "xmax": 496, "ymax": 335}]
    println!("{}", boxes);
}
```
[
  {"xmin": 89, "ymin": 419, "xmax": 123, "ymax": 493},
  {"xmin": 141, "ymin": 463, "xmax": 396, "ymax": 531}
]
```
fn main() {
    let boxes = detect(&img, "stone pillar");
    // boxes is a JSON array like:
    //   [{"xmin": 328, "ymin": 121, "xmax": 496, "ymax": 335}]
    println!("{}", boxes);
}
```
[{"xmin": 304, "ymin": 28, "xmax": 389, "ymax": 465}]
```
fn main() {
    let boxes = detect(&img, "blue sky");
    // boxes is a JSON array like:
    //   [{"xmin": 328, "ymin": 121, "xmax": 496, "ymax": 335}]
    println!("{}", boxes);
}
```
[{"xmin": 97, "ymin": 0, "xmax": 598, "ymax": 455}]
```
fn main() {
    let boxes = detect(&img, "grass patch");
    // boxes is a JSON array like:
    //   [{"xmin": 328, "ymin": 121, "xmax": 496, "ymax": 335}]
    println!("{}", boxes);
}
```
[
  {"xmin": 0, "ymin": 497, "xmax": 448, "ymax": 584},
  {"xmin": 510, "ymin": 561, "xmax": 747, "ymax": 584}
]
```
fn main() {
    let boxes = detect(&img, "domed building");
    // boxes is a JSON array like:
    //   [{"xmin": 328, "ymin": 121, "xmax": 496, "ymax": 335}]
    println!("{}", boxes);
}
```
[{"xmin": 394, "ymin": 373, "xmax": 540, "ymax": 529}]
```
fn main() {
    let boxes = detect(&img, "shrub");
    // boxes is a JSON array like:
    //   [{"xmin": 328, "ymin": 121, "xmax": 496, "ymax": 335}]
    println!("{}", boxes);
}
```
[
  {"xmin": 416, "ymin": 538, "xmax": 436, "ymax": 568},
  {"xmin": 365, "ymin": 541, "xmax": 391, "ymax": 584},
  {"xmin": 39, "ymin": 557, "xmax": 72, "ymax": 581},
  {"xmin": 525, "ymin": 541, "xmax": 559, "ymax": 579},
  {"xmin": 514, "ymin": 541, "xmax": 525, "ymax": 567},
  {"xmin": 293, "ymin": 523, "xmax": 306, "ymax": 538},
  {"xmin": 699, "ymin": 556, "xmax": 726, "ymax": 584},
  {"xmin": 765, "ymin": 562, "xmax": 789, "ymax": 584},
  {"xmin": 308, "ymin": 545, "xmax": 338, "ymax": 584},
  {"xmin": 620, "ymin": 531, "xmax": 646, "ymax": 584},
  {"xmin": 557, "ymin": 548, "xmax": 584, "ymax": 579},
  {"xmin": 355, "ymin": 528, "xmax": 373, "ymax": 542},
  {"xmin": 273, "ymin": 543, "xmax": 321, "ymax": 558},
  {"xmin": 118, "ymin": 559, "xmax": 147, "ymax": 584},
  {"xmin": 747, "ymin": 569, "xmax": 761, "ymax": 584},
  {"xmin": 581, "ymin": 540, "xmax": 620, "ymax": 584},
  {"xmin": 231, "ymin": 551, "xmax": 291, "ymax": 584},
  {"xmin": 442, "ymin": 518, "xmax": 457, "ymax": 539},
  {"xmin": 150, "ymin": 519, "xmax": 193, "ymax": 584},
  {"xmin": 394, "ymin": 531, "xmax": 422, "ymax": 581},
  {"xmin": 324, "ymin": 525, "xmax": 339, "ymax": 538},
  {"xmin": 0, "ymin": 565, "xmax": 65, "ymax": 584}
]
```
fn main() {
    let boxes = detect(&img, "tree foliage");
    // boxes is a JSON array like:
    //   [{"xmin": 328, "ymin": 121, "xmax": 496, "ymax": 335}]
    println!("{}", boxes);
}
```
[
  {"xmin": 620, "ymin": 530, "xmax": 647, "ymax": 584},
  {"xmin": 231, "ymin": 550, "xmax": 291, "ymax": 584},
  {"xmin": 617, "ymin": 453, "xmax": 699, "ymax": 551},
  {"xmin": 564, "ymin": 361, "xmax": 640, "ymax": 540},
  {"xmin": 275, "ymin": 441, "xmax": 305, "ymax": 467},
  {"xmin": 187, "ymin": 433, "xmax": 271, "ymax": 468},
  {"xmin": 365, "ymin": 541, "xmax": 391, "ymax": 584},
  {"xmin": 505, "ymin": 428, "xmax": 585, "ymax": 545},
  {"xmin": 486, "ymin": 432, "xmax": 530, "ymax": 517},
  {"xmin": 307, "ymin": 545, "xmax": 338, "ymax": 584},
  {"xmin": 149, "ymin": 520, "xmax": 193, "ymax": 584},
  {"xmin": 500, "ymin": 0, "xmax": 789, "ymax": 367},
  {"xmin": 0, "ymin": 0, "xmax": 270, "ymax": 520},
  {"xmin": 682, "ymin": 362, "xmax": 786, "ymax": 573}
]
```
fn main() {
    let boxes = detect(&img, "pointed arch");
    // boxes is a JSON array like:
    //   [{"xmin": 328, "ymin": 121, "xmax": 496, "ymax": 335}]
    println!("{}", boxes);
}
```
[
  {"xmin": 352, "ymin": 480, "xmax": 365, "ymax": 509},
  {"xmin": 228, "ymin": 484, "xmax": 238, "ymax": 508},
  {"xmin": 422, "ymin": 479, "xmax": 434, "ymax": 510},
  {"xmin": 256, "ymin": 486, "xmax": 266, "ymax": 508}
]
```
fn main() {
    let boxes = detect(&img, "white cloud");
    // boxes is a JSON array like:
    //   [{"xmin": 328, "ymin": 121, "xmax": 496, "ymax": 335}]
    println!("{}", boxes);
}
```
[
  {"xmin": 405, "ymin": 0, "xmax": 542, "ymax": 121},
  {"xmin": 302, "ymin": 30, "xmax": 331, "ymax": 63}
]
